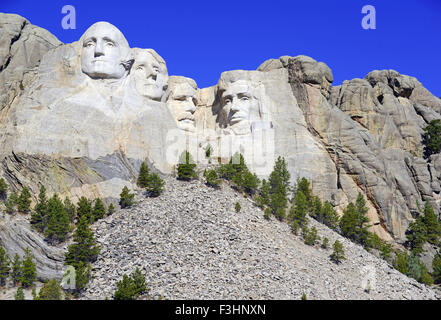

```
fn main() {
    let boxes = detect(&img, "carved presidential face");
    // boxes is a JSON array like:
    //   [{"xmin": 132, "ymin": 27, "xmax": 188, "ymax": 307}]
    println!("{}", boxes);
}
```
[
  {"xmin": 167, "ymin": 81, "xmax": 197, "ymax": 131},
  {"xmin": 132, "ymin": 50, "xmax": 168, "ymax": 101},
  {"xmin": 81, "ymin": 22, "xmax": 131, "ymax": 79},
  {"xmin": 222, "ymin": 80, "xmax": 260, "ymax": 127}
]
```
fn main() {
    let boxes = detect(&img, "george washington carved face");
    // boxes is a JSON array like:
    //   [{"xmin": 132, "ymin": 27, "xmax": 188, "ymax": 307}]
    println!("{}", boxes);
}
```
[{"xmin": 80, "ymin": 22, "xmax": 132, "ymax": 79}]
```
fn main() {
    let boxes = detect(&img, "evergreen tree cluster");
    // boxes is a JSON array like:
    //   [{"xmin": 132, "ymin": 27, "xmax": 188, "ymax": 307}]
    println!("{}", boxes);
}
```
[
  {"xmin": 64, "ymin": 215, "xmax": 101, "ymax": 295},
  {"xmin": 113, "ymin": 268, "xmax": 148, "ymax": 300},
  {"xmin": 2, "ymin": 183, "xmax": 32, "ymax": 215},
  {"xmin": 406, "ymin": 202, "xmax": 441, "ymax": 255},
  {"xmin": 217, "ymin": 152, "xmax": 260, "ymax": 196},
  {"xmin": 0, "ymin": 246, "xmax": 37, "ymax": 289},
  {"xmin": 177, "ymin": 151, "xmax": 198, "ymax": 181},
  {"xmin": 393, "ymin": 250, "xmax": 433, "ymax": 285},
  {"xmin": 137, "ymin": 161, "xmax": 165, "ymax": 197}
]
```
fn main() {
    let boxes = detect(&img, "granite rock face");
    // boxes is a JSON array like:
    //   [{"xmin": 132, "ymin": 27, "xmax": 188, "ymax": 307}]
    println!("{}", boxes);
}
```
[{"xmin": 0, "ymin": 13, "xmax": 440, "ymax": 281}]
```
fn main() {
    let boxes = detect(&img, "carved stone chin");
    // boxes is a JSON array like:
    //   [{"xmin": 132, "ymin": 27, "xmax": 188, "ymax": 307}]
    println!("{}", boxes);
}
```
[
  {"xmin": 131, "ymin": 48, "xmax": 168, "ymax": 101},
  {"xmin": 80, "ymin": 22, "xmax": 132, "ymax": 80}
]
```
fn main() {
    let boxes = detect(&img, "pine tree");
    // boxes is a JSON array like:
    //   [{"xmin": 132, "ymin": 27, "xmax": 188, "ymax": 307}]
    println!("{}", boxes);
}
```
[
  {"xmin": 419, "ymin": 263, "xmax": 434, "ymax": 285},
  {"xmin": 268, "ymin": 157, "xmax": 290, "ymax": 215},
  {"xmin": 263, "ymin": 207, "xmax": 272, "ymax": 220},
  {"xmin": 330, "ymin": 240, "xmax": 346, "ymax": 264},
  {"xmin": 291, "ymin": 220, "xmax": 300, "ymax": 235},
  {"xmin": 113, "ymin": 268, "xmax": 147, "ymax": 300},
  {"xmin": 432, "ymin": 253, "xmax": 441, "ymax": 284},
  {"xmin": 146, "ymin": 172, "xmax": 165, "ymax": 197},
  {"xmin": 379, "ymin": 242, "xmax": 393, "ymax": 262},
  {"xmin": 74, "ymin": 262, "xmax": 91, "ymax": 294},
  {"xmin": 235, "ymin": 202, "xmax": 241, "ymax": 213},
  {"xmin": 11, "ymin": 253, "xmax": 22, "ymax": 286},
  {"xmin": 15, "ymin": 287, "xmax": 25, "ymax": 300},
  {"xmin": 37, "ymin": 279, "xmax": 62, "ymax": 300},
  {"xmin": 290, "ymin": 190, "xmax": 308, "ymax": 227},
  {"xmin": 177, "ymin": 151, "xmax": 197, "ymax": 181},
  {"xmin": 204, "ymin": 169, "xmax": 221, "ymax": 188},
  {"xmin": 131, "ymin": 268, "xmax": 147, "ymax": 296},
  {"xmin": 64, "ymin": 197, "xmax": 76, "ymax": 223},
  {"xmin": 0, "ymin": 178, "xmax": 7, "ymax": 201},
  {"xmin": 320, "ymin": 201, "xmax": 339, "ymax": 230},
  {"xmin": 393, "ymin": 250, "xmax": 409, "ymax": 275},
  {"xmin": 304, "ymin": 226, "xmax": 318, "ymax": 246},
  {"xmin": 76, "ymin": 196, "xmax": 92, "ymax": 222},
  {"xmin": 114, "ymin": 274, "xmax": 137, "ymax": 300},
  {"xmin": 5, "ymin": 191, "xmax": 19, "ymax": 214},
  {"xmin": 422, "ymin": 119, "xmax": 441, "ymax": 158},
  {"xmin": 406, "ymin": 253, "xmax": 422, "ymax": 281},
  {"xmin": 296, "ymin": 178, "xmax": 312, "ymax": 204},
  {"xmin": 45, "ymin": 194, "xmax": 71, "ymax": 243},
  {"xmin": 65, "ymin": 215, "xmax": 100, "ymax": 269},
  {"xmin": 119, "ymin": 186, "xmax": 135, "ymax": 209},
  {"xmin": 137, "ymin": 161, "xmax": 151, "ymax": 188},
  {"xmin": 21, "ymin": 248, "xmax": 36, "ymax": 288},
  {"xmin": 0, "ymin": 246, "xmax": 10, "ymax": 287},
  {"xmin": 17, "ymin": 186, "xmax": 31, "ymax": 213},
  {"xmin": 92, "ymin": 198, "xmax": 106, "ymax": 222},
  {"xmin": 406, "ymin": 216, "xmax": 427, "ymax": 255},
  {"xmin": 339, "ymin": 195, "xmax": 370, "ymax": 246},
  {"xmin": 107, "ymin": 203, "xmax": 115, "ymax": 215},
  {"xmin": 259, "ymin": 179, "xmax": 270, "ymax": 206},
  {"xmin": 31, "ymin": 186, "xmax": 48, "ymax": 232},
  {"xmin": 321, "ymin": 237, "xmax": 329, "ymax": 249},
  {"xmin": 422, "ymin": 202, "xmax": 441, "ymax": 245}
]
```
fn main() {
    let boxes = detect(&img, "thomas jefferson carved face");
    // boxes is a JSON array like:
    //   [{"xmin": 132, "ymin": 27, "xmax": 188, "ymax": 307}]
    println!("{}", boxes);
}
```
[
  {"xmin": 166, "ymin": 77, "xmax": 197, "ymax": 131},
  {"xmin": 80, "ymin": 22, "xmax": 131, "ymax": 79},
  {"xmin": 131, "ymin": 49, "xmax": 168, "ymax": 101},
  {"xmin": 221, "ymin": 80, "xmax": 260, "ymax": 127}
]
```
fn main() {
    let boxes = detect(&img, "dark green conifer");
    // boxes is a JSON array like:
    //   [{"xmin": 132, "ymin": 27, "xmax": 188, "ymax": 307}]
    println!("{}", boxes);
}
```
[
  {"xmin": 76, "ymin": 196, "xmax": 92, "ymax": 221},
  {"xmin": 37, "ymin": 279, "xmax": 62, "ymax": 300},
  {"xmin": 0, "ymin": 178, "xmax": 7, "ymax": 201},
  {"xmin": 21, "ymin": 248, "xmax": 36, "ymax": 288},
  {"xmin": 31, "ymin": 186, "xmax": 48, "ymax": 232},
  {"xmin": 330, "ymin": 240, "xmax": 346, "ymax": 264},
  {"xmin": 119, "ymin": 186, "xmax": 135, "ymax": 209},
  {"xmin": 65, "ymin": 215, "xmax": 100, "ymax": 269},
  {"xmin": 0, "ymin": 246, "xmax": 10, "ymax": 287},
  {"xmin": 137, "ymin": 161, "xmax": 150, "ymax": 188},
  {"xmin": 11, "ymin": 253, "xmax": 22, "ymax": 286},
  {"xmin": 146, "ymin": 172, "xmax": 165, "ymax": 197},
  {"xmin": 17, "ymin": 186, "xmax": 31, "ymax": 213},
  {"xmin": 92, "ymin": 198, "xmax": 106, "ymax": 222},
  {"xmin": 177, "ymin": 151, "xmax": 197, "ymax": 180}
]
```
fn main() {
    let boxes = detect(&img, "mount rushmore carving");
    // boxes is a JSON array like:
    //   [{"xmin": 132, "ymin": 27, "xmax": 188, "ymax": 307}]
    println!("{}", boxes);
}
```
[{"xmin": 0, "ymin": 14, "xmax": 440, "ymax": 251}]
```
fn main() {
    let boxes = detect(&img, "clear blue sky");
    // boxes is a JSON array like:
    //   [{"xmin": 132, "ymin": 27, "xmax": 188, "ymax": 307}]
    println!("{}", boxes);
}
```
[{"xmin": 1, "ymin": 0, "xmax": 440, "ymax": 96}]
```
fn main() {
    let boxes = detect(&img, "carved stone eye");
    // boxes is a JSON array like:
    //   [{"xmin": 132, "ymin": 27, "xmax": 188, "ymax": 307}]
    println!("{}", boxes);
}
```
[
  {"xmin": 85, "ymin": 41, "xmax": 95, "ymax": 47},
  {"xmin": 241, "ymin": 96, "xmax": 249, "ymax": 101}
]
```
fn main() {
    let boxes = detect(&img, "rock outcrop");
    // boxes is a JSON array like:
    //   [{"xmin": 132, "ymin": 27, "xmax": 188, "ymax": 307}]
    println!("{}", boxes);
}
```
[
  {"xmin": 83, "ymin": 178, "xmax": 439, "ymax": 300},
  {"xmin": 0, "ymin": 13, "xmax": 440, "ymax": 283}
]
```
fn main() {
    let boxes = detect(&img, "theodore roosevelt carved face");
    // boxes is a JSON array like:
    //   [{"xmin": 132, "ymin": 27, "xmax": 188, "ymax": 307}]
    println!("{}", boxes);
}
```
[
  {"xmin": 80, "ymin": 22, "xmax": 132, "ymax": 79},
  {"xmin": 166, "ymin": 76, "xmax": 198, "ymax": 132},
  {"xmin": 131, "ymin": 48, "xmax": 168, "ymax": 101}
]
